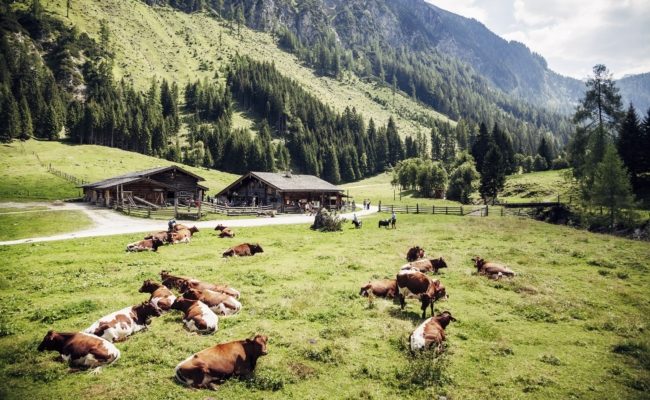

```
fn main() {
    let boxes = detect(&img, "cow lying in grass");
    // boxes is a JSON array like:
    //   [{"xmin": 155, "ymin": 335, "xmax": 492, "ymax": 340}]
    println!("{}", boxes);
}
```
[
  {"xmin": 175, "ymin": 335, "xmax": 268, "ymax": 389},
  {"xmin": 84, "ymin": 302, "xmax": 161, "ymax": 342},
  {"xmin": 139, "ymin": 280, "xmax": 176, "ymax": 312},
  {"xmin": 144, "ymin": 231, "xmax": 172, "ymax": 244},
  {"xmin": 409, "ymin": 311, "xmax": 457, "ymax": 352},
  {"xmin": 160, "ymin": 271, "xmax": 241, "ymax": 299},
  {"xmin": 401, "ymin": 257, "xmax": 448, "ymax": 274},
  {"xmin": 38, "ymin": 331, "xmax": 120, "ymax": 372},
  {"xmin": 406, "ymin": 246, "xmax": 425, "ymax": 262},
  {"xmin": 171, "ymin": 298, "xmax": 218, "ymax": 334},
  {"xmin": 215, "ymin": 224, "xmax": 235, "ymax": 238},
  {"xmin": 126, "ymin": 237, "xmax": 164, "ymax": 252},
  {"xmin": 222, "ymin": 243, "xmax": 264, "ymax": 257},
  {"xmin": 396, "ymin": 269, "xmax": 447, "ymax": 319},
  {"xmin": 182, "ymin": 288, "xmax": 242, "ymax": 316},
  {"xmin": 359, "ymin": 279, "xmax": 397, "ymax": 298},
  {"xmin": 472, "ymin": 257, "xmax": 516, "ymax": 279}
]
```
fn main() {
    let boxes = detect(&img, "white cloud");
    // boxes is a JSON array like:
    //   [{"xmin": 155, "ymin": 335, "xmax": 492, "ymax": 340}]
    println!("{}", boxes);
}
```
[{"xmin": 427, "ymin": 0, "xmax": 650, "ymax": 79}]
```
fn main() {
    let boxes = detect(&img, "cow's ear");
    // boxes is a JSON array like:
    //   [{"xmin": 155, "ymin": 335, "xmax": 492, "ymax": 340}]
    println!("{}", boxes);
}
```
[{"xmin": 46, "ymin": 330, "xmax": 54, "ymax": 335}]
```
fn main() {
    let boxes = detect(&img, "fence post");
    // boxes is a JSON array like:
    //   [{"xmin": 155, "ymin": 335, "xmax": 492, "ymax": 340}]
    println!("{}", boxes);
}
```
[
  {"xmin": 198, "ymin": 201, "xmax": 202, "ymax": 220},
  {"xmin": 461, "ymin": 206, "xmax": 463, "ymax": 216},
  {"xmin": 432, "ymin": 205, "xmax": 435, "ymax": 214},
  {"xmin": 128, "ymin": 204, "xmax": 131, "ymax": 215},
  {"xmin": 445, "ymin": 206, "xmax": 448, "ymax": 215},
  {"xmin": 147, "ymin": 206, "xmax": 151, "ymax": 218},
  {"xmin": 174, "ymin": 198, "xmax": 178, "ymax": 219},
  {"xmin": 378, "ymin": 202, "xmax": 382, "ymax": 212},
  {"xmin": 406, "ymin": 205, "xmax": 409, "ymax": 214},
  {"xmin": 416, "ymin": 203, "xmax": 419, "ymax": 214},
  {"xmin": 501, "ymin": 207, "xmax": 504, "ymax": 216},
  {"xmin": 391, "ymin": 205, "xmax": 394, "ymax": 213},
  {"xmin": 486, "ymin": 205, "xmax": 489, "ymax": 216}
]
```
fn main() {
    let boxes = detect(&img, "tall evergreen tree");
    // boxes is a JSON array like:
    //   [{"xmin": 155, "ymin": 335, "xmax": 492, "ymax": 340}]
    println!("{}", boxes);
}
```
[
  {"xmin": 537, "ymin": 136, "xmax": 553, "ymax": 167},
  {"xmin": 18, "ymin": 96, "xmax": 33, "ymax": 140},
  {"xmin": 471, "ymin": 122, "xmax": 491, "ymax": 170},
  {"xmin": 617, "ymin": 104, "xmax": 643, "ymax": 189},
  {"xmin": 479, "ymin": 142, "xmax": 506, "ymax": 204},
  {"xmin": 592, "ymin": 145, "xmax": 635, "ymax": 228},
  {"xmin": 492, "ymin": 123, "xmax": 515, "ymax": 174}
]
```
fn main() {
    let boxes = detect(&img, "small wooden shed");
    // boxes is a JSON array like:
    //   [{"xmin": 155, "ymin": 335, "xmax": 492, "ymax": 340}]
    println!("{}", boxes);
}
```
[
  {"xmin": 216, "ymin": 171, "xmax": 343, "ymax": 212},
  {"xmin": 81, "ymin": 166, "xmax": 208, "ymax": 208}
]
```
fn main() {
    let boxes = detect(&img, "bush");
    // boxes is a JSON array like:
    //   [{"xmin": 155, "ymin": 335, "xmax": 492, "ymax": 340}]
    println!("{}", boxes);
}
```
[
  {"xmin": 310, "ymin": 208, "xmax": 343, "ymax": 232},
  {"xmin": 551, "ymin": 157, "xmax": 569, "ymax": 170},
  {"xmin": 533, "ymin": 155, "xmax": 548, "ymax": 171}
]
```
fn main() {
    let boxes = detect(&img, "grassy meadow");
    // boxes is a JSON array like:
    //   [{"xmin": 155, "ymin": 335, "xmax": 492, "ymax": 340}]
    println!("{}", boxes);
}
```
[
  {"xmin": 0, "ymin": 140, "xmax": 238, "ymax": 201},
  {"xmin": 0, "ymin": 210, "xmax": 93, "ymax": 241},
  {"xmin": 0, "ymin": 214, "xmax": 648, "ymax": 399}
]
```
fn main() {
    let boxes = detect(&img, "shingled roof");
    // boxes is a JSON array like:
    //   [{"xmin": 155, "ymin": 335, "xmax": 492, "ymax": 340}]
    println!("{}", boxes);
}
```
[
  {"xmin": 81, "ymin": 165, "xmax": 205, "ymax": 189},
  {"xmin": 219, "ymin": 171, "xmax": 342, "ymax": 194}
]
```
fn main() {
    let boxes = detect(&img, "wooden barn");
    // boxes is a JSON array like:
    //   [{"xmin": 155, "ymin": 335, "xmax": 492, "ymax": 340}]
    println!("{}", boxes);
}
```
[
  {"xmin": 216, "ymin": 171, "xmax": 343, "ymax": 212},
  {"xmin": 81, "ymin": 166, "xmax": 208, "ymax": 208}
]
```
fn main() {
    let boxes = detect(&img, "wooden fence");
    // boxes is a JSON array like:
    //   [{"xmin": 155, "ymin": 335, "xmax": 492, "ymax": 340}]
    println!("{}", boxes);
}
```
[
  {"xmin": 377, "ymin": 203, "xmax": 488, "ymax": 216},
  {"xmin": 47, "ymin": 164, "xmax": 88, "ymax": 186}
]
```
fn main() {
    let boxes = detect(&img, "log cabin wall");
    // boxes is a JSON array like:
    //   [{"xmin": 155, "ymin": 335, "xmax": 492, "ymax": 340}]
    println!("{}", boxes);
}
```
[{"xmin": 151, "ymin": 170, "xmax": 200, "ymax": 198}]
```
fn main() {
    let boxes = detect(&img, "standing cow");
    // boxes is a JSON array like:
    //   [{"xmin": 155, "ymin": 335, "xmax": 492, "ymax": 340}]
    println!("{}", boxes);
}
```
[{"xmin": 396, "ymin": 269, "xmax": 447, "ymax": 319}]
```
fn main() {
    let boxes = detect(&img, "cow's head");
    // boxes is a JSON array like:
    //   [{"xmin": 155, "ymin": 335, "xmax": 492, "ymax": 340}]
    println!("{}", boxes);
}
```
[
  {"xmin": 189, "ymin": 226, "xmax": 199, "ymax": 234},
  {"xmin": 178, "ymin": 279, "xmax": 196, "ymax": 294},
  {"xmin": 134, "ymin": 302, "xmax": 162, "ymax": 324},
  {"xmin": 215, "ymin": 224, "xmax": 227, "ymax": 231},
  {"xmin": 420, "ymin": 280, "xmax": 447, "ymax": 309},
  {"xmin": 37, "ymin": 330, "xmax": 60, "ymax": 352},
  {"xmin": 472, "ymin": 257, "xmax": 486, "ymax": 271},
  {"xmin": 181, "ymin": 288, "xmax": 202, "ymax": 301},
  {"xmin": 248, "ymin": 334, "xmax": 269, "ymax": 356},
  {"xmin": 139, "ymin": 279, "xmax": 160, "ymax": 293},
  {"xmin": 170, "ymin": 298, "xmax": 190, "ymax": 312},
  {"xmin": 435, "ymin": 311, "xmax": 457, "ymax": 329},
  {"xmin": 251, "ymin": 243, "xmax": 264, "ymax": 254},
  {"xmin": 432, "ymin": 257, "xmax": 448, "ymax": 271}
]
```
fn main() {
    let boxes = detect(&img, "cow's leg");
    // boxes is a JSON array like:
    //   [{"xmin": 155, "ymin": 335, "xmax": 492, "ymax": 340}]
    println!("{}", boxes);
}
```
[
  {"xmin": 430, "ymin": 300, "xmax": 435, "ymax": 317},
  {"xmin": 398, "ymin": 292, "xmax": 405, "ymax": 310}
]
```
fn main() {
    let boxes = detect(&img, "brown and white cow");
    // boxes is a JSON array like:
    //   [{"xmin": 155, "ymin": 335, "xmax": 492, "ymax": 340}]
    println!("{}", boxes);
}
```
[
  {"xmin": 139, "ymin": 280, "xmax": 177, "ymax": 312},
  {"xmin": 401, "ymin": 257, "xmax": 448, "ymax": 274},
  {"xmin": 472, "ymin": 257, "xmax": 516, "ymax": 279},
  {"xmin": 396, "ymin": 269, "xmax": 447, "ymax": 319},
  {"xmin": 38, "ymin": 331, "xmax": 120, "ymax": 370},
  {"xmin": 170, "ymin": 228, "xmax": 193, "ymax": 244},
  {"xmin": 174, "ymin": 335, "xmax": 268, "ymax": 389},
  {"xmin": 359, "ymin": 279, "xmax": 398, "ymax": 298},
  {"xmin": 406, "ymin": 246, "xmax": 426, "ymax": 262},
  {"xmin": 214, "ymin": 224, "xmax": 235, "ymax": 238},
  {"xmin": 222, "ymin": 243, "xmax": 264, "ymax": 257},
  {"xmin": 144, "ymin": 231, "xmax": 172, "ymax": 244},
  {"xmin": 170, "ymin": 298, "xmax": 218, "ymax": 334},
  {"xmin": 84, "ymin": 302, "xmax": 162, "ymax": 342},
  {"xmin": 182, "ymin": 288, "xmax": 242, "ymax": 316},
  {"xmin": 409, "ymin": 311, "xmax": 457, "ymax": 352},
  {"xmin": 126, "ymin": 237, "xmax": 164, "ymax": 252},
  {"xmin": 173, "ymin": 224, "xmax": 199, "ymax": 234},
  {"xmin": 160, "ymin": 271, "xmax": 241, "ymax": 299}
]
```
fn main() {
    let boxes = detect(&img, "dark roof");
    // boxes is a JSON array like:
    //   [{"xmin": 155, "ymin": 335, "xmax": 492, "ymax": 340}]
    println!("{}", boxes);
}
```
[
  {"xmin": 218, "ymin": 171, "xmax": 342, "ymax": 195},
  {"xmin": 92, "ymin": 177, "xmax": 177, "ymax": 191},
  {"xmin": 81, "ymin": 165, "xmax": 205, "ymax": 189}
]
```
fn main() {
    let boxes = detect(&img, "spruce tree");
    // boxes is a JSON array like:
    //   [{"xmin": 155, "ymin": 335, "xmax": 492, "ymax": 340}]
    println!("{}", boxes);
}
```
[
  {"xmin": 479, "ymin": 142, "xmax": 506, "ymax": 204},
  {"xmin": 617, "ymin": 104, "xmax": 643, "ymax": 189},
  {"xmin": 19, "ymin": 97, "xmax": 33, "ymax": 140},
  {"xmin": 592, "ymin": 145, "xmax": 635, "ymax": 228},
  {"xmin": 0, "ymin": 89, "xmax": 20, "ymax": 142},
  {"xmin": 537, "ymin": 136, "xmax": 553, "ymax": 167},
  {"xmin": 471, "ymin": 122, "xmax": 491, "ymax": 170}
]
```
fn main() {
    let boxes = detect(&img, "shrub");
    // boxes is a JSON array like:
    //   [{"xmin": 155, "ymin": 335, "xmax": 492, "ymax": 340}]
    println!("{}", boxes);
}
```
[{"xmin": 310, "ymin": 208, "xmax": 343, "ymax": 232}]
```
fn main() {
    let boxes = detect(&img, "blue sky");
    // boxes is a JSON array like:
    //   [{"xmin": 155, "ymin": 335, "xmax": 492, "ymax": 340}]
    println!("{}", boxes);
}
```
[{"xmin": 427, "ymin": 0, "xmax": 650, "ymax": 79}]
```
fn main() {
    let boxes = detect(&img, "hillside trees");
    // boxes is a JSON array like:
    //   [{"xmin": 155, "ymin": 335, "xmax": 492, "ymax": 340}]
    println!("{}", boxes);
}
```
[
  {"xmin": 591, "ymin": 145, "xmax": 635, "ymax": 227},
  {"xmin": 447, "ymin": 152, "xmax": 480, "ymax": 204},
  {"xmin": 617, "ymin": 104, "xmax": 645, "ymax": 190},
  {"xmin": 393, "ymin": 158, "xmax": 448, "ymax": 198},
  {"xmin": 479, "ymin": 142, "xmax": 506, "ymax": 204}
]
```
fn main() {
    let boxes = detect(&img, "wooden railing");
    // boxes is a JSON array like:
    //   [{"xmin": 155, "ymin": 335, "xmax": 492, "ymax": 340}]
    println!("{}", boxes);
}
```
[{"xmin": 377, "ymin": 203, "xmax": 488, "ymax": 216}]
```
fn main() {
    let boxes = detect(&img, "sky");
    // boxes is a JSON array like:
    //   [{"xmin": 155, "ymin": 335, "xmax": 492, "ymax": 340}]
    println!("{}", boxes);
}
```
[{"xmin": 426, "ymin": 0, "xmax": 650, "ymax": 79}]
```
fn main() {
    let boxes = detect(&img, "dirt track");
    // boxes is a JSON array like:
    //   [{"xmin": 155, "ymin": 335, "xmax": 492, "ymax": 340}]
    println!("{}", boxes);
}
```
[{"xmin": 0, "ymin": 202, "xmax": 377, "ymax": 246}]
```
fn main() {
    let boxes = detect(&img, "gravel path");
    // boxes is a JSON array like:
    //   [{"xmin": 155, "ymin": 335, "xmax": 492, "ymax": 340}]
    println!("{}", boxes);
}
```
[{"xmin": 0, "ymin": 202, "xmax": 378, "ymax": 246}]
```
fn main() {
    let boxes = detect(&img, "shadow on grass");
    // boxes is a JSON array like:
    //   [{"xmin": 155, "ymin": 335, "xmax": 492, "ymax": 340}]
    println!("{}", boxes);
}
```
[{"xmin": 388, "ymin": 307, "xmax": 422, "ymax": 323}]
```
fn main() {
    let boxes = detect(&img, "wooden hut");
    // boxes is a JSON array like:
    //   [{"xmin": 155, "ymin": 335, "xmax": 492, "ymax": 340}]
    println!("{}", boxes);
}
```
[
  {"xmin": 216, "ymin": 171, "xmax": 343, "ymax": 212},
  {"xmin": 81, "ymin": 166, "xmax": 208, "ymax": 208}
]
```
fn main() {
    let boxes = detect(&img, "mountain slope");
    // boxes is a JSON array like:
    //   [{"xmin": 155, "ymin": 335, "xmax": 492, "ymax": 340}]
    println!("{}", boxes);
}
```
[{"xmin": 617, "ymin": 73, "xmax": 650, "ymax": 112}]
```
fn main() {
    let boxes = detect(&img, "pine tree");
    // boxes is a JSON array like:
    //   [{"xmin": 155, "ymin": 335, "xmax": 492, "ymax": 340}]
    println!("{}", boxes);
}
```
[
  {"xmin": 537, "ymin": 136, "xmax": 553, "ymax": 167},
  {"xmin": 471, "ymin": 122, "xmax": 491, "ymax": 170},
  {"xmin": 0, "ymin": 88, "xmax": 20, "ymax": 142},
  {"xmin": 479, "ymin": 142, "xmax": 506, "ymax": 204},
  {"xmin": 617, "ymin": 104, "xmax": 643, "ymax": 189},
  {"xmin": 430, "ymin": 126, "xmax": 442, "ymax": 161},
  {"xmin": 19, "ymin": 97, "xmax": 33, "ymax": 140},
  {"xmin": 492, "ymin": 123, "xmax": 515, "ymax": 174},
  {"xmin": 592, "ymin": 145, "xmax": 635, "ymax": 228}
]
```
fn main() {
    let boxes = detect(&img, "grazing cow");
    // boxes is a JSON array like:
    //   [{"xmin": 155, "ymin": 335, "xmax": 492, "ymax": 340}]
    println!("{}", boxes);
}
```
[
  {"xmin": 214, "ymin": 224, "xmax": 235, "ymax": 238},
  {"xmin": 38, "ymin": 331, "xmax": 120, "ymax": 370},
  {"xmin": 174, "ymin": 335, "xmax": 269, "ymax": 389},
  {"xmin": 222, "ymin": 243, "xmax": 264, "ymax": 257},
  {"xmin": 472, "ymin": 257, "xmax": 516, "ymax": 279},
  {"xmin": 378, "ymin": 219, "xmax": 391, "ymax": 229},
  {"xmin": 126, "ymin": 237, "xmax": 164, "ymax": 252},
  {"xmin": 170, "ymin": 298, "xmax": 218, "ymax": 334},
  {"xmin": 84, "ymin": 302, "xmax": 162, "ymax": 342},
  {"xmin": 139, "ymin": 280, "xmax": 177, "ymax": 312},
  {"xmin": 182, "ymin": 288, "xmax": 242, "ymax": 316},
  {"xmin": 359, "ymin": 279, "xmax": 397, "ymax": 298},
  {"xmin": 406, "ymin": 246, "xmax": 426, "ymax": 262},
  {"xmin": 396, "ymin": 269, "xmax": 448, "ymax": 319},
  {"xmin": 144, "ymin": 231, "xmax": 172, "ymax": 244},
  {"xmin": 409, "ymin": 311, "xmax": 457, "ymax": 352},
  {"xmin": 401, "ymin": 257, "xmax": 448, "ymax": 274},
  {"xmin": 160, "ymin": 271, "xmax": 241, "ymax": 299}
]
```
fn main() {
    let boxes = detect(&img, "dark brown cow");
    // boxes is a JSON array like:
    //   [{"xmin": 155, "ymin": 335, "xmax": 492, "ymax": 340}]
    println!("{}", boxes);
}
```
[
  {"xmin": 84, "ymin": 302, "xmax": 162, "ymax": 342},
  {"xmin": 401, "ymin": 257, "xmax": 448, "ymax": 274},
  {"xmin": 139, "ymin": 280, "xmax": 177, "ymax": 312},
  {"xmin": 215, "ymin": 224, "xmax": 235, "ymax": 238},
  {"xmin": 359, "ymin": 279, "xmax": 397, "ymax": 298},
  {"xmin": 182, "ymin": 288, "xmax": 242, "ymax": 316},
  {"xmin": 170, "ymin": 298, "xmax": 218, "ymax": 334},
  {"xmin": 222, "ymin": 243, "xmax": 263, "ymax": 257},
  {"xmin": 126, "ymin": 237, "xmax": 164, "ymax": 252},
  {"xmin": 396, "ymin": 269, "xmax": 447, "ymax": 319},
  {"xmin": 144, "ymin": 231, "xmax": 172, "ymax": 244},
  {"xmin": 472, "ymin": 257, "xmax": 516, "ymax": 279},
  {"xmin": 160, "ymin": 271, "xmax": 241, "ymax": 299},
  {"xmin": 409, "ymin": 311, "xmax": 457, "ymax": 352},
  {"xmin": 406, "ymin": 246, "xmax": 425, "ymax": 262},
  {"xmin": 37, "ymin": 331, "xmax": 120, "ymax": 370},
  {"xmin": 174, "ymin": 335, "xmax": 268, "ymax": 389}
]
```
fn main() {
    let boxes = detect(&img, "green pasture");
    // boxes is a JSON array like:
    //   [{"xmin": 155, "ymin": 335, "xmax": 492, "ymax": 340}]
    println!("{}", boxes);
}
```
[
  {"xmin": 0, "ymin": 214, "xmax": 648, "ymax": 399},
  {"xmin": 501, "ymin": 169, "xmax": 571, "ymax": 204},
  {"xmin": 0, "ymin": 210, "xmax": 94, "ymax": 241},
  {"xmin": 0, "ymin": 140, "xmax": 238, "ymax": 201}
]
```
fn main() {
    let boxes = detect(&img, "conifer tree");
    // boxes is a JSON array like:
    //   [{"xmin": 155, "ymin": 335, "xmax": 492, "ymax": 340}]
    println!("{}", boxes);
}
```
[
  {"xmin": 617, "ymin": 104, "xmax": 643, "ymax": 189},
  {"xmin": 592, "ymin": 145, "xmax": 635, "ymax": 228},
  {"xmin": 479, "ymin": 142, "xmax": 506, "ymax": 204},
  {"xmin": 471, "ymin": 122, "xmax": 491, "ymax": 170},
  {"xmin": 537, "ymin": 136, "xmax": 553, "ymax": 167},
  {"xmin": 19, "ymin": 96, "xmax": 33, "ymax": 140}
]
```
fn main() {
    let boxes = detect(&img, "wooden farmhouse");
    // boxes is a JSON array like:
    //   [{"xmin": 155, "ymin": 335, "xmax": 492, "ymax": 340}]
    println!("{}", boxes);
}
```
[
  {"xmin": 81, "ymin": 166, "xmax": 208, "ymax": 208},
  {"xmin": 216, "ymin": 171, "xmax": 343, "ymax": 212}
]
